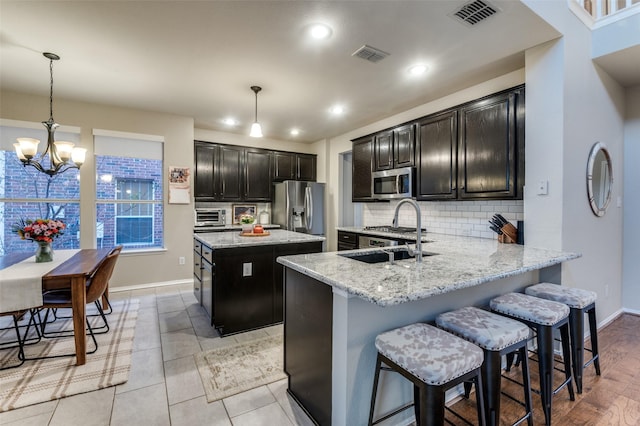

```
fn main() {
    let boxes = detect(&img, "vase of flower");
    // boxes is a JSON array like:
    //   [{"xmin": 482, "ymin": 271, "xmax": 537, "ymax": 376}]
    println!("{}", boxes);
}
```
[
  {"xmin": 35, "ymin": 240, "xmax": 54, "ymax": 263},
  {"xmin": 13, "ymin": 218, "xmax": 66, "ymax": 262},
  {"xmin": 240, "ymin": 214, "xmax": 255, "ymax": 234}
]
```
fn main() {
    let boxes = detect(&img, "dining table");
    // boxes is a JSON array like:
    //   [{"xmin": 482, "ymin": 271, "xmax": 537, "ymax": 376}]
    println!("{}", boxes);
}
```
[{"xmin": 0, "ymin": 248, "xmax": 112, "ymax": 365}]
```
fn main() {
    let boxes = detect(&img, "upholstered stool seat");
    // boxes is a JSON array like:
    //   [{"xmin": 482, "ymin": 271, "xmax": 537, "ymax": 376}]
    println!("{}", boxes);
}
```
[
  {"xmin": 525, "ymin": 283, "xmax": 601, "ymax": 393},
  {"xmin": 437, "ymin": 307, "xmax": 534, "ymax": 426},
  {"xmin": 369, "ymin": 323, "xmax": 486, "ymax": 425},
  {"xmin": 491, "ymin": 293, "xmax": 575, "ymax": 426}
]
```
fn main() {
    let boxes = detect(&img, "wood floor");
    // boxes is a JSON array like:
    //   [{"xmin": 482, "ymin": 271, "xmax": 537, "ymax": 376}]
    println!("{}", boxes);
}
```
[{"xmin": 445, "ymin": 313, "xmax": 640, "ymax": 426}]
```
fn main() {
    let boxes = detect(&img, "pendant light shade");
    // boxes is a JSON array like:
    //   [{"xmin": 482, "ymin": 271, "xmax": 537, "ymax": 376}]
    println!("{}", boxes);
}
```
[
  {"xmin": 14, "ymin": 52, "xmax": 86, "ymax": 176},
  {"xmin": 250, "ymin": 85, "xmax": 263, "ymax": 138}
]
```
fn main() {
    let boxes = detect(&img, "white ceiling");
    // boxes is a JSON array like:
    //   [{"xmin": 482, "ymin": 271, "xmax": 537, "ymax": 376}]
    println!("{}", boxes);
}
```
[{"xmin": 0, "ymin": 1, "xmax": 562, "ymax": 143}]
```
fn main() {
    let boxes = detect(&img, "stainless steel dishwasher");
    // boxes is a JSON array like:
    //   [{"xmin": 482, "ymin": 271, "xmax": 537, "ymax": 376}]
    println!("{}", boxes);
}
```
[{"xmin": 358, "ymin": 235, "xmax": 399, "ymax": 248}]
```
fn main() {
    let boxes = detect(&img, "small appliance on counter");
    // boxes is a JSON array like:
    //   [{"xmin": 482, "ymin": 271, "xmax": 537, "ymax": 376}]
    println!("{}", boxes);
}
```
[
  {"xmin": 194, "ymin": 208, "xmax": 226, "ymax": 232},
  {"xmin": 272, "ymin": 181, "xmax": 325, "ymax": 235}
]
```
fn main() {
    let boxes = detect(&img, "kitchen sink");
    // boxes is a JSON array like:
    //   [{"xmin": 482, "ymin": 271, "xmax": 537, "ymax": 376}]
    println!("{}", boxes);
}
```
[{"xmin": 339, "ymin": 250, "xmax": 437, "ymax": 264}]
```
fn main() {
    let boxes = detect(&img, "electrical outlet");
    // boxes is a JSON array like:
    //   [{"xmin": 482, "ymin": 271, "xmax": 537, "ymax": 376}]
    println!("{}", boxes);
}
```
[
  {"xmin": 179, "ymin": 256, "xmax": 185, "ymax": 265},
  {"xmin": 537, "ymin": 180, "xmax": 548, "ymax": 195},
  {"xmin": 243, "ymin": 262, "xmax": 252, "ymax": 277}
]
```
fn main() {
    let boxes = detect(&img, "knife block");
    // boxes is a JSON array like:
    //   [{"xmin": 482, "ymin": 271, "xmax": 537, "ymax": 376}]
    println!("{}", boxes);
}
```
[{"xmin": 498, "ymin": 222, "xmax": 518, "ymax": 244}]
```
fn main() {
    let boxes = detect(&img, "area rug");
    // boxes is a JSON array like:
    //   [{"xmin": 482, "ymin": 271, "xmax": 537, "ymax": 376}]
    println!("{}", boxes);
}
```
[
  {"xmin": 0, "ymin": 298, "xmax": 138, "ymax": 412},
  {"xmin": 195, "ymin": 333, "xmax": 287, "ymax": 402}
]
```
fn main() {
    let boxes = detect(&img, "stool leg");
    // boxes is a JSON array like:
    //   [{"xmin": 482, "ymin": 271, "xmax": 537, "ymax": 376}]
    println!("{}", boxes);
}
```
[
  {"xmin": 368, "ymin": 354, "xmax": 383, "ymax": 426},
  {"xmin": 483, "ymin": 350, "xmax": 502, "ymax": 426},
  {"xmin": 519, "ymin": 345, "xmax": 534, "ymax": 426},
  {"xmin": 569, "ymin": 308, "xmax": 585, "ymax": 393},
  {"xmin": 536, "ymin": 326, "xmax": 554, "ymax": 426},
  {"xmin": 475, "ymin": 369, "xmax": 487, "ymax": 426},
  {"xmin": 422, "ymin": 383, "xmax": 445, "ymax": 426},
  {"xmin": 587, "ymin": 306, "xmax": 601, "ymax": 376},
  {"xmin": 560, "ymin": 323, "xmax": 576, "ymax": 401}
]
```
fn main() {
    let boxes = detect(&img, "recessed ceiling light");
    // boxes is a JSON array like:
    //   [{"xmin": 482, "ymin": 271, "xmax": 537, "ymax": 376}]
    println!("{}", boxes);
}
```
[
  {"xmin": 408, "ymin": 64, "xmax": 429, "ymax": 75},
  {"xmin": 290, "ymin": 128, "xmax": 300, "ymax": 136},
  {"xmin": 309, "ymin": 24, "xmax": 332, "ymax": 40},
  {"xmin": 330, "ymin": 105, "xmax": 345, "ymax": 115},
  {"xmin": 223, "ymin": 117, "xmax": 237, "ymax": 126}
]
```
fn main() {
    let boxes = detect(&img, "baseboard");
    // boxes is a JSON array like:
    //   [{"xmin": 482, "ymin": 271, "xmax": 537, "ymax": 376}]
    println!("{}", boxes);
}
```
[
  {"xmin": 622, "ymin": 307, "xmax": 640, "ymax": 316},
  {"xmin": 110, "ymin": 278, "xmax": 193, "ymax": 293}
]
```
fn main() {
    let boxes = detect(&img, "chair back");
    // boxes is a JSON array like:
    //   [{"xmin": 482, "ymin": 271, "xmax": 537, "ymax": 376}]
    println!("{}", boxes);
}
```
[{"xmin": 85, "ymin": 249, "xmax": 121, "ymax": 304}]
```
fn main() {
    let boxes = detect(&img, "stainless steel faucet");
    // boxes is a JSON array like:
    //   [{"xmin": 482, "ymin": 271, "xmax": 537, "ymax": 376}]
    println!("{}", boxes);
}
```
[{"xmin": 392, "ymin": 199, "xmax": 423, "ymax": 263}]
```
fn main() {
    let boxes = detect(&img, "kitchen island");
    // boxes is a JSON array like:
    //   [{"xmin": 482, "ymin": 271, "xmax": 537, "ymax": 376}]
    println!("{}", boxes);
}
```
[
  {"xmin": 277, "ymin": 233, "xmax": 580, "ymax": 426},
  {"xmin": 194, "ymin": 229, "xmax": 324, "ymax": 335}
]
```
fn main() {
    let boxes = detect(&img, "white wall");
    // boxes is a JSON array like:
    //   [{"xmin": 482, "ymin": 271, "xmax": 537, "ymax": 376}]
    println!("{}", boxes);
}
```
[
  {"xmin": 623, "ymin": 86, "xmax": 640, "ymax": 312},
  {"xmin": 523, "ymin": 1, "xmax": 626, "ymax": 322}
]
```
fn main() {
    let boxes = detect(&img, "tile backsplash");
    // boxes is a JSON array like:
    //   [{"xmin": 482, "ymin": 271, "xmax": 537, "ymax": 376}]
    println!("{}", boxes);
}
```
[{"xmin": 363, "ymin": 200, "xmax": 523, "ymax": 239}]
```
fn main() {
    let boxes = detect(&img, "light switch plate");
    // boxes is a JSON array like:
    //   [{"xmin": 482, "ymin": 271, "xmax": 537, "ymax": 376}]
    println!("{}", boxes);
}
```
[
  {"xmin": 537, "ymin": 180, "xmax": 548, "ymax": 195},
  {"xmin": 242, "ymin": 262, "xmax": 252, "ymax": 277}
]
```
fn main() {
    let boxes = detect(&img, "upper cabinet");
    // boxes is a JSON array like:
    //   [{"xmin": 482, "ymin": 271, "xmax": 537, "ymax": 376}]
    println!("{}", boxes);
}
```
[
  {"xmin": 393, "ymin": 124, "xmax": 415, "ymax": 168},
  {"xmin": 416, "ymin": 110, "xmax": 458, "ymax": 200},
  {"xmin": 458, "ymin": 89, "xmax": 521, "ymax": 199},
  {"xmin": 373, "ymin": 125, "xmax": 415, "ymax": 171},
  {"xmin": 195, "ymin": 142, "xmax": 316, "ymax": 202},
  {"xmin": 272, "ymin": 152, "xmax": 317, "ymax": 182},
  {"xmin": 352, "ymin": 136, "xmax": 374, "ymax": 201}
]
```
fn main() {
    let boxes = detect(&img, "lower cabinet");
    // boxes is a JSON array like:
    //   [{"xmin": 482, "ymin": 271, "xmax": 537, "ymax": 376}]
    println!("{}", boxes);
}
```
[
  {"xmin": 337, "ymin": 231, "xmax": 358, "ymax": 251},
  {"xmin": 194, "ymin": 238, "xmax": 323, "ymax": 336}
]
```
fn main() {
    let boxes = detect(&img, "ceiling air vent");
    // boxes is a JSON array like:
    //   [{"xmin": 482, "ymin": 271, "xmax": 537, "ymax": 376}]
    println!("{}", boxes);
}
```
[
  {"xmin": 452, "ymin": 0, "xmax": 499, "ymax": 26},
  {"xmin": 352, "ymin": 45, "xmax": 390, "ymax": 63}
]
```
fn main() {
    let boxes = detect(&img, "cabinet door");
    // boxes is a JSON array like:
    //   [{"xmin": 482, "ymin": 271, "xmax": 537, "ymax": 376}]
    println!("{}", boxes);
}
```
[
  {"xmin": 417, "ymin": 110, "xmax": 458, "ymax": 200},
  {"xmin": 194, "ymin": 142, "xmax": 219, "ymax": 200},
  {"xmin": 458, "ymin": 91, "xmax": 516, "ymax": 199},
  {"xmin": 337, "ymin": 231, "xmax": 358, "ymax": 251},
  {"xmin": 219, "ymin": 145, "xmax": 243, "ymax": 201},
  {"xmin": 296, "ymin": 154, "xmax": 316, "ymax": 181},
  {"xmin": 245, "ymin": 148, "xmax": 272, "ymax": 201},
  {"xmin": 213, "ymin": 247, "xmax": 274, "ymax": 335},
  {"xmin": 273, "ymin": 242, "xmax": 322, "ymax": 323},
  {"xmin": 273, "ymin": 152, "xmax": 295, "ymax": 181},
  {"xmin": 373, "ymin": 131, "xmax": 394, "ymax": 171},
  {"xmin": 352, "ymin": 137, "xmax": 374, "ymax": 201},
  {"xmin": 393, "ymin": 124, "xmax": 415, "ymax": 168},
  {"xmin": 201, "ymin": 258, "xmax": 213, "ymax": 322}
]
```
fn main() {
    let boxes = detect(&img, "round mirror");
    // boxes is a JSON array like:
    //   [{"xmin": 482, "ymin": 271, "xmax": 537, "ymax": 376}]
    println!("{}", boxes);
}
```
[{"xmin": 586, "ymin": 142, "xmax": 613, "ymax": 217}]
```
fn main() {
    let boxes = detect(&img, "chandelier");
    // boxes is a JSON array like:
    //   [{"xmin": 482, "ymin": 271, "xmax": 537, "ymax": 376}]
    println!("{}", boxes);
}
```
[{"xmin": 13, "ymin": 52, "xmax": 86, "ymax": 177}]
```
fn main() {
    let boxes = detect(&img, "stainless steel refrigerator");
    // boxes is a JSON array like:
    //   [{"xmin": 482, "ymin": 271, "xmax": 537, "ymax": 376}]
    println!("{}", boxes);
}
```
[{"xmin": 272, "ymin": 181, "xmax": 325, "ymax": 235}]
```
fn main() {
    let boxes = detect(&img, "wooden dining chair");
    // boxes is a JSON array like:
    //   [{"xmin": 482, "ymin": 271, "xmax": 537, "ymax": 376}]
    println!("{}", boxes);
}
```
[
  {"xmin": 36, "ymin": 248, "xmax": 121, "ymax": 357},
  {"xmin": 42, "ymin": 245, "xmax": 123, "ymax": 331}
]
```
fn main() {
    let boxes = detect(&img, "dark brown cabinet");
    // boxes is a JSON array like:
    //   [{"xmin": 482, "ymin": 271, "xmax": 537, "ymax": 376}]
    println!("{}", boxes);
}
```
[
  {"xmin": 416, "ymin": 85, "xmax": 525, "ymax": 201},
  {"xmin": 417, "ymin": 110, "xmax": 458, "ymax": 200},
  {"xmin": 194, "ymin": 238, "xmax": 322, "ymax": 336},
  {"xmin": 245, "ymin": 148, "xmax": 272, "ymax": 201},
  {"xmin": 296, "ymin": 153, "xmax": 316, "ymax": 181},
  {"xmin": 458, "ymin": 88, "xmax": 523, "ymax": 199},
  {"xmin": 273, "ymin": 152, "xmax": 317, "ymax": 182},
  {"xmin": 194, "ymin": 141, "xmax": 272, "ymax": 202},
  {"xmin": 352, "ymin": 136, "xmax": 374, "ymax": 201},
  {"xmin": 373, "ymin": 130, "xmax": 394, "ymax": 171},
  {"xmin": 337, "ymin": 231, "xmax": 358, "ymax": 251},
  {"xmin": 393, "ymin": 124, "xmax": 415, "ymax": 168}
]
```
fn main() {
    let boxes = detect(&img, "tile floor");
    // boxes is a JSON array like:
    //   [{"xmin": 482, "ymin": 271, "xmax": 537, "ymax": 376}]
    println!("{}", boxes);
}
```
[{"xmin": 0, "ymin": 283, "xmax": 315, "ymax": 426}]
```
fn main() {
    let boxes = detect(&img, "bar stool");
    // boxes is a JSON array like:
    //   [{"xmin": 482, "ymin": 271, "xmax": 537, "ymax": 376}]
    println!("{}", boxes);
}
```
[
  {"xmin": 490, "ymin": 293, "xmax": 575, "ymax": 426},
  {"xmin": 525, "ymin": 283, "xmax": 600, "ymax": 393},
  {"xmin": 369, "ymin": 322, "xmax": 486, "ymax": 426},
  {"xmin": 436, "ymin": 307, "xmax": 534, "ymax": 426}
]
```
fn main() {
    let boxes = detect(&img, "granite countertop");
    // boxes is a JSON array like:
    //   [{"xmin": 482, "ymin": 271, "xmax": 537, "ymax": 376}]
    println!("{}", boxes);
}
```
[
  {"xmin": 195, "ymin": 229, "xmax": 325, "ymax": 249},
  {"xmin": 277, "ymin": 233, "xmax": 581, "ymax": 307}
]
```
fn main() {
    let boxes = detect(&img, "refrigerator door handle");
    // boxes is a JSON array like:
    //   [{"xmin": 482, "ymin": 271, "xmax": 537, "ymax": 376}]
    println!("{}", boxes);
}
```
[{"xmin": 304, "ymin": 186, "xmax": 313, "ymax": 231}]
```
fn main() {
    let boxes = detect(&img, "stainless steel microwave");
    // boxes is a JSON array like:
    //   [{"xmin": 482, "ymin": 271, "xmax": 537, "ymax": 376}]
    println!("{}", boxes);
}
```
[{"xmin": 372, "ymin": 167, "xmax": 415, "ymax": 199}]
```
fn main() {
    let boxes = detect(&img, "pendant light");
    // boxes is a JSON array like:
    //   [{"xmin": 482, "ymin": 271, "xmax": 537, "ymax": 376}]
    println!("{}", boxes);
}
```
[
  {"xmin": 14, "ymin": 52, "xmax": 86, "ymax": 177},
  {"xmin": 249, "ymin": 85, "xmax": 263, "ymax": 138}
]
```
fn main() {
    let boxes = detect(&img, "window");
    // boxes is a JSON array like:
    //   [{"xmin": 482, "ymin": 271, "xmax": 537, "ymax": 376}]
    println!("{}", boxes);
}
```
[
  {"xmin": 0, "ymin": 122, "xmax": 81, "ymax": 255},
  {"xmin": 95, "ymin": 130, "xmax": 163, "ymax": 250}
]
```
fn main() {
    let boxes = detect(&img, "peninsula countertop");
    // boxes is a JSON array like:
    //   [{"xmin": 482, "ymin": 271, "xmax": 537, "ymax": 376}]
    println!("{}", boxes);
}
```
[
  {"xmin": 277, "ymin": 233, "xmax": 581, "ymax": 307},
  {"xmin": 194, "ymin": 229, "xmax": 325, "ymax": 249}
]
